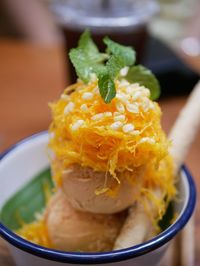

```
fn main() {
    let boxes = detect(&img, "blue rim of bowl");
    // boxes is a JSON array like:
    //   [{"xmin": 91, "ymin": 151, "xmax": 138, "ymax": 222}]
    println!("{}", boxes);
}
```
[{"xmin": 0, "ymin": 132, "xmax": 196, "ymax": 264}]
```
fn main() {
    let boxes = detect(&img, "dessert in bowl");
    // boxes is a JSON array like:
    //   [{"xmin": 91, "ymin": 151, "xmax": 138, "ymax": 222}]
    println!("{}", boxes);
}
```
[
  {"xmin": 0, "ymin": 30, "xmax": 196, "ymax": 265},
  {"xmin": 0, "ymin": 132, "xmax": 196, "ymax": 266}
]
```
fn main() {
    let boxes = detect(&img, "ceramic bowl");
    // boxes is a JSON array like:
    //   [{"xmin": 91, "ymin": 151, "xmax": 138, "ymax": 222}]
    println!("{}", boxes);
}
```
[{"xmin": 0, "ymin": 132, "xmax": 196, "ymax": 266}]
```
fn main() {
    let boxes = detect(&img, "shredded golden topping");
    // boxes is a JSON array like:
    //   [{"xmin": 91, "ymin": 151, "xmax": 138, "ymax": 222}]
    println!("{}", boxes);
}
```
[
  {"xmin": 49, "ymin": 79, "xmax": 170, "ymax": 184},
  {"xmin": 16, "ymin": 216, "xmax": 51, "ymax": 248}
]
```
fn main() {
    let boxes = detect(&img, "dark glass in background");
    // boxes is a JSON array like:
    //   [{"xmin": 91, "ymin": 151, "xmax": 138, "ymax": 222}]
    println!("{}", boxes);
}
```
[
  {"xmin": 60, "ymin": 27, "xmax": 148, "ymax": 83},
  {"xmin": 49, "ymin": 0, "xmax": 159, "ymax": 83},
  {"xmin": 48, "ymin": 0, "xmax": 200, "ymax": 95}
]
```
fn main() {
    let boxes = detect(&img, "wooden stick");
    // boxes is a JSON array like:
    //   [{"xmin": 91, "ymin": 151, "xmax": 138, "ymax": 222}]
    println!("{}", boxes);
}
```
[
  {"xmin": 114, "ymin": 81, "xmax": 200, "ymax": 255},
  {"xmin": 169, "ymin": 81, "xmax": 200, "ymax": 266},
  {"xmin": 161, "ymin": 237, "xmax": 181, "ymax": 266},
  {"xmin": 169, "ymin": 80, "xmax": 200, "ymax": 174},
  {"xmin": 113, "ymin": 204, "xmax": 151, "ymax": 249},
  {"xmin": 181, "ymin": 215, "xmax": 195, "ymax": 266}
]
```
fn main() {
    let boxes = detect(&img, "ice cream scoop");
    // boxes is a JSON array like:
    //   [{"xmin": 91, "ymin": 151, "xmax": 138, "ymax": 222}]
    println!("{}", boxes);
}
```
[
  {"xmin": 61, "ymin": 164, "xmax": 144, "ymax": 214},
  {"xmin": 46, "ymin": 190, "xmax": 125, "ymax": 252}
]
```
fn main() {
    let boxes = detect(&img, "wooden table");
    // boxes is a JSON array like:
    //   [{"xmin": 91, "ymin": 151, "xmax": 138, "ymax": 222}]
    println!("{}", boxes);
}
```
[{"xmin": 0, "ymin": 40, "xmax": 199, "ymax": 266}]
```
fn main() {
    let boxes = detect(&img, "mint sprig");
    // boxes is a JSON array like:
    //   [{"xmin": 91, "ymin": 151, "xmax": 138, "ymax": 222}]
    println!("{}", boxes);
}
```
[
  {"xmin": 98, "ymin": 73, "xmax": 116, "ymax": 104},
  {"xmin": 69, "ymin": 30, "xmax": 107, "ymax": 83},
  {"xmin": 125, "ymin": 65, "xmax": 160, "ymax": 100},
  {"xmin": 103, "ymin": 36, "xmax": 136, "ymax": 67},
  {"xmin": 69, "ymin": 30, "xmax": 160, "ymax": 103},
  {"xmin": 106, "ymin": 55, "xmax": 124, "ymax": 79}
]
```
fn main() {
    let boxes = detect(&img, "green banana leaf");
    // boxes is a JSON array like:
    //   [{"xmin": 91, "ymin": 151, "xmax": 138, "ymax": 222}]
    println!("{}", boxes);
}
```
[{"xmin": 0, "ymin": 168, "xmax": 54, "ymax": 230}]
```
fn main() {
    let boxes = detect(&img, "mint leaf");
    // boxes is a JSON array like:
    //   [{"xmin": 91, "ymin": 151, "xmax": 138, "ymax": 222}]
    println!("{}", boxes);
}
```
[
  {"xmin": 106, "ymin": 55, "xmax": 124, "ymax": 79},
  {"xmin": 98, "ymin": 73, "xmax": 116, "ymax": 103},
  {"xmin": 93, "ymin": 64, "xmax": 107, "ymax": 77},
  {"xmin": 78, "ymin": 29, "xmax": 107, "ymax": 63},
  {"xmin": 69, "ymin": 30, "xmax": 107, "ymax": 83},
  {"xmin": 78, "ymin": 29, "xmax": 99, "ymax": 55},
  {"xmin": 125, "ymin": 65, "xmax": 160, "ymax": 100},
  {"xmin": 103, "ymin": 36, "xmax": 136, "ymax": 66},
  {"xmin": 69, "ymin": 48, "xmax": 92, "ymax": 83}
]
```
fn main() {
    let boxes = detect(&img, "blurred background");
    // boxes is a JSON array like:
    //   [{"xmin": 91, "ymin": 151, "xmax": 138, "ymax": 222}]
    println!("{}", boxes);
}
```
[
  {"xmin": 0, "ymin": 0, "xmax": 200, "ymax": 265},
  {"xmin": 1, "ymin": 0, "xmax": 200, "ymax": 86}
]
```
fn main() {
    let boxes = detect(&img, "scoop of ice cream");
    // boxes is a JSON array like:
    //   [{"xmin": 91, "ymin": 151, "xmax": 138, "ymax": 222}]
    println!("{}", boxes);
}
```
[
  {"xmin": 46, "ymin": 190, "xmax": 125, "ymax": 252},
  {"xmin": 61, "ymin": 164, "xmax": 144, "ymax": 214}
]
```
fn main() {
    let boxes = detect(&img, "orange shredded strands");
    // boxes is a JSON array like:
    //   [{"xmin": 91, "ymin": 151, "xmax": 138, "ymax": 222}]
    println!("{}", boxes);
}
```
[
  {"xmin": 141, "ymin": 155, "xmax": 176, "ymax": 230},
  {"xmin": 16, "ymin": 216, "xmax": 51, "ymax": 248},
  {"xmin": 49, "ymin": 80, "xmax": 171, "ymax": 184}
]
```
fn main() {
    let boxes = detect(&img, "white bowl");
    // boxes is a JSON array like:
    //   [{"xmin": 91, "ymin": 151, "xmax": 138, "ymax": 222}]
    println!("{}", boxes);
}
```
[{"xmin": 0, "ymin": 132, "xmax": 196, "ymax": 266}]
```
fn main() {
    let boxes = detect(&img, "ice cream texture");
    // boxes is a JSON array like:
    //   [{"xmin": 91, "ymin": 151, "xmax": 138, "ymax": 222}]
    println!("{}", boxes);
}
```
[
  {"xmin": 16, "ymin": 190, "xmax": 125, "ymax": 251},
  {"xmin": 46, "ymin": 190, "xmax": 125, "ymax": 252},
  {"xmin": 61, "ymin": 164, "xmax": 144, "ymax": 214}
]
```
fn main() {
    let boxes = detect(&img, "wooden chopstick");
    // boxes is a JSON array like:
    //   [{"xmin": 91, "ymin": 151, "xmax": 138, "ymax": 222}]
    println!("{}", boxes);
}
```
[{"xmin": 181, "ymin": 215, "xmax": 195, "ymax": 266}]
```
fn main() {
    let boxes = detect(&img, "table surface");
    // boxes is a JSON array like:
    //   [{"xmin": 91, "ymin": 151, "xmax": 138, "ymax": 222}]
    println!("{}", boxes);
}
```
[{"xmin": 0, "ymin": 40, "xmax": 199, "ymax": 266}]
